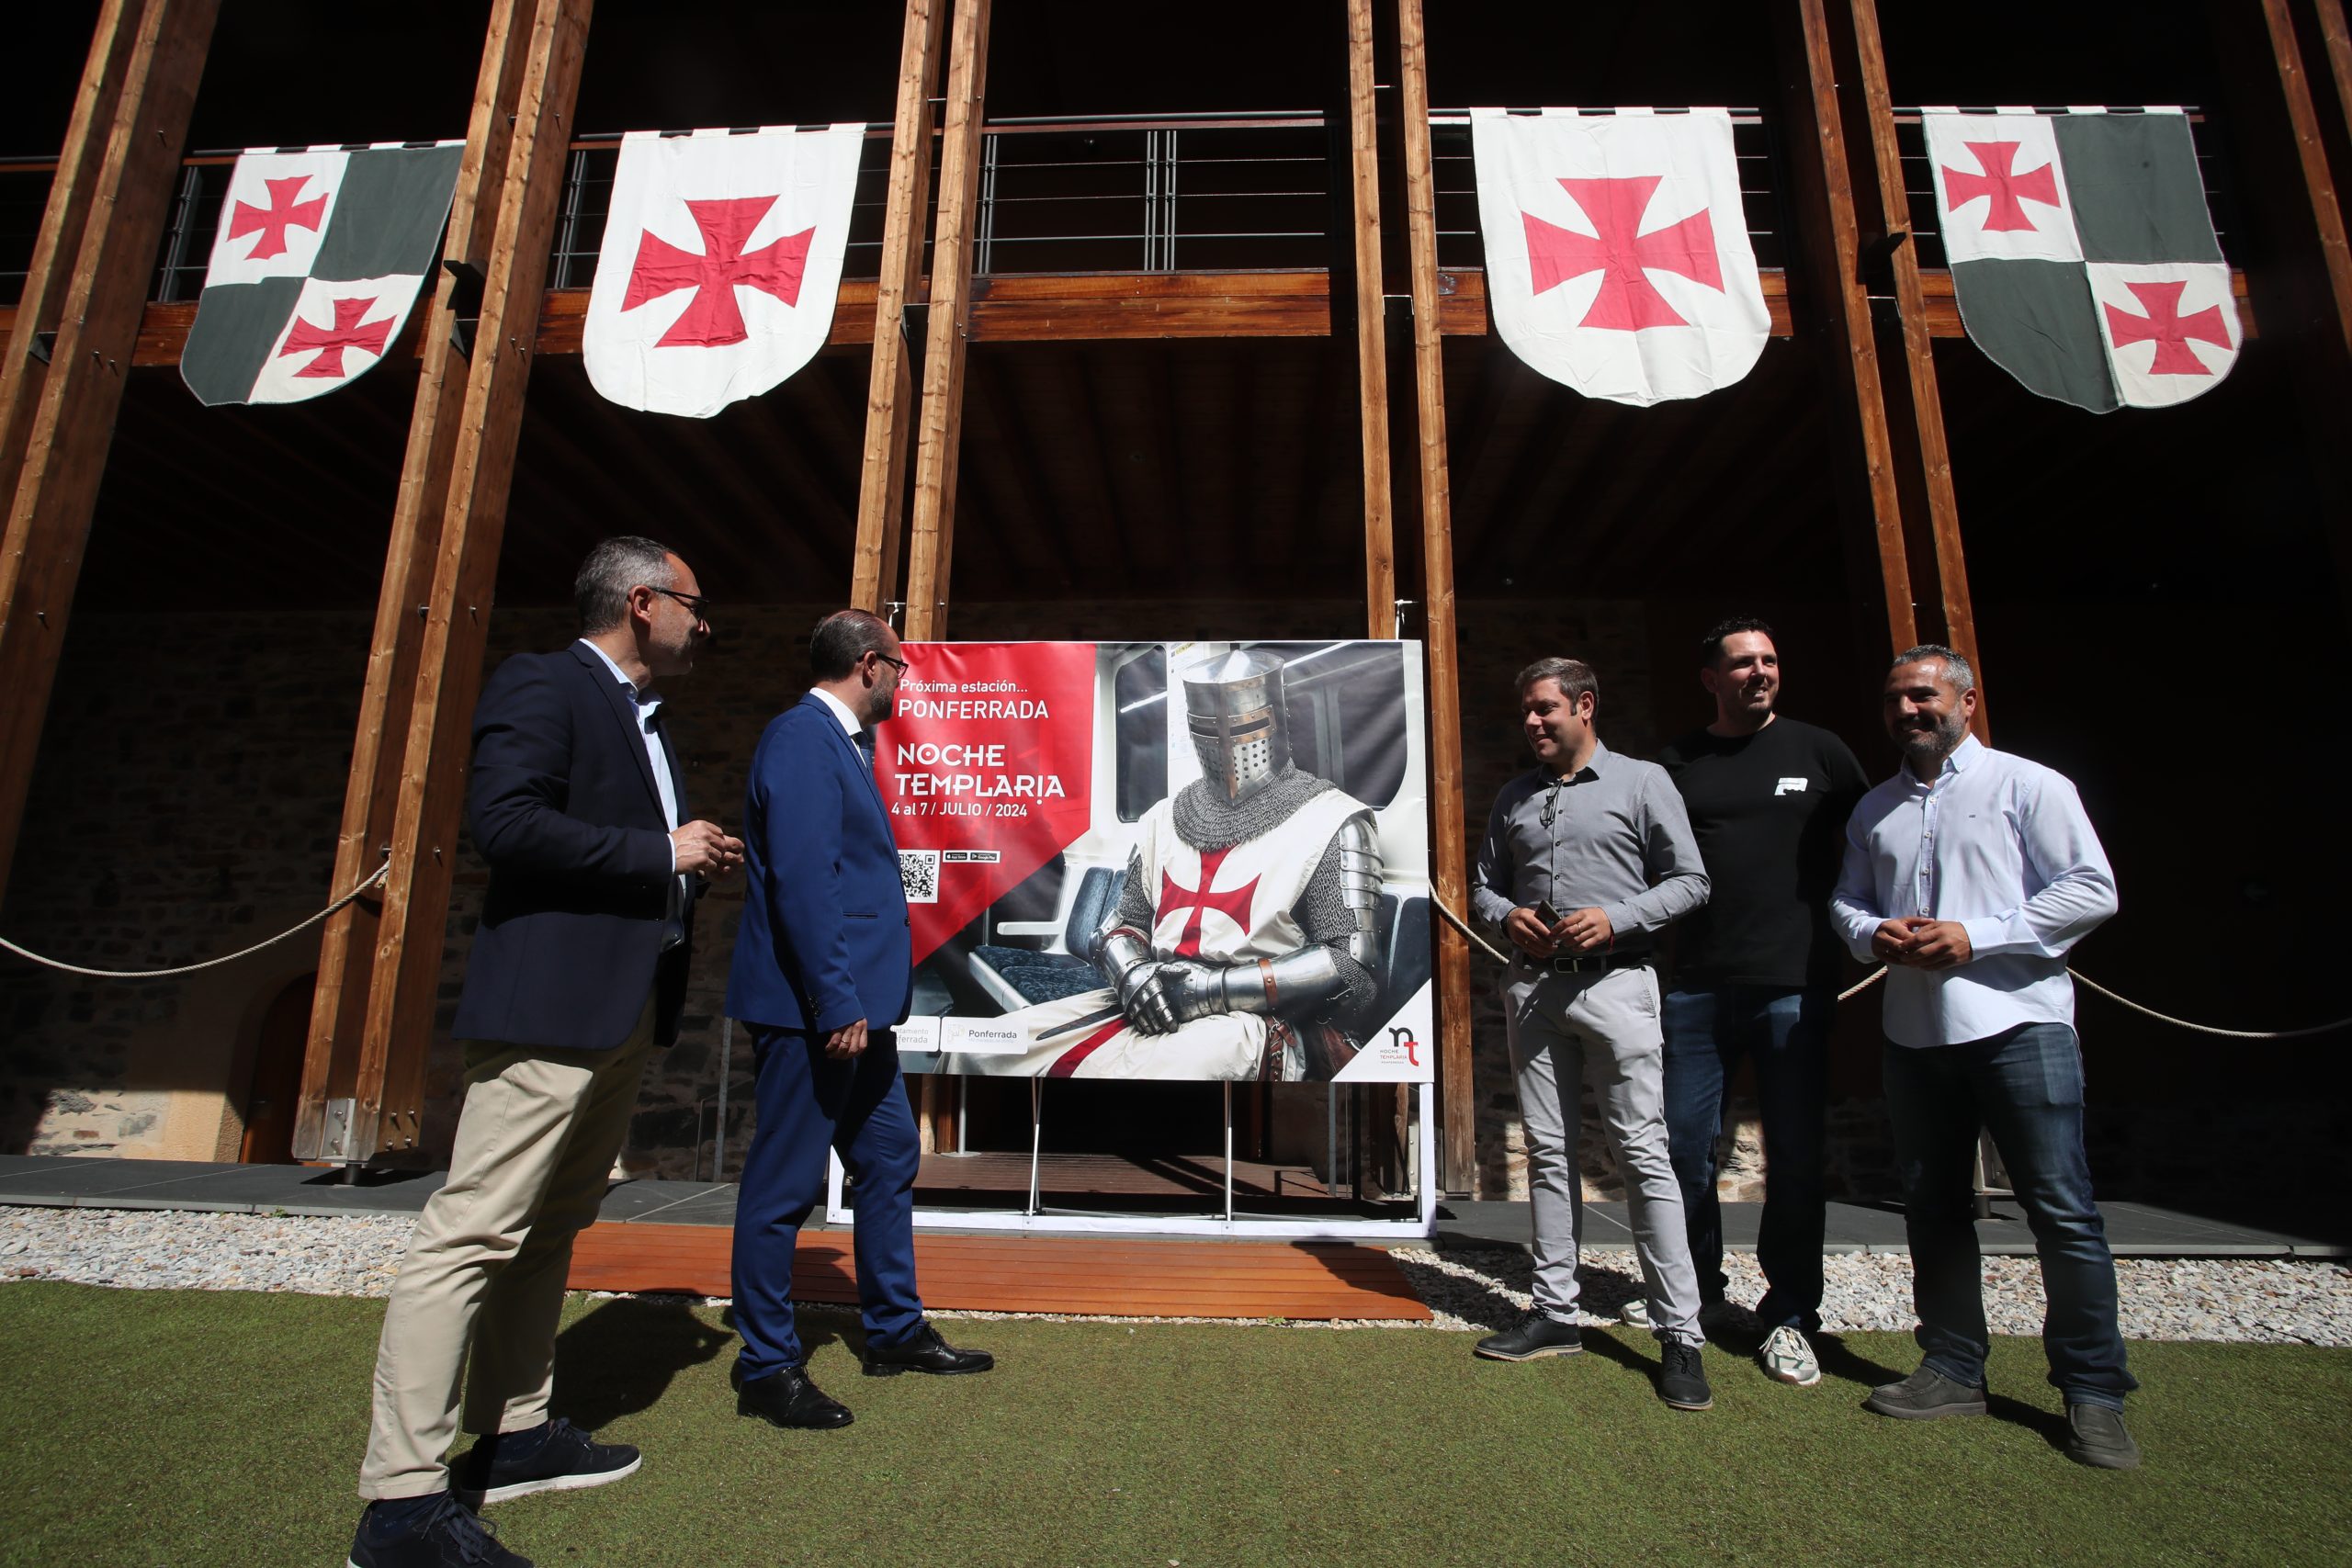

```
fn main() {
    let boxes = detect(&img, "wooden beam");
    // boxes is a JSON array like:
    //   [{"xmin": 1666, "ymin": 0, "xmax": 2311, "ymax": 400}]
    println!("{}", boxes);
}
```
[
  {"xmin": 851, "ymin": 0, "xmax": 948, "ymax": 615},
  {"xmin": 1847, "ymin": 0, "xmax": 1984, "ymax": 729},
  {"xmin": 1395, "ymin": 0, "xmax": 1473, "ymax": 1196},
  {"xmin": 295, "ymin": 0, "xmax": 537, "ymax": 1162},
  {"xmin": 2267, "ymin": 0, "xmax": 2352, "ymax": 364},
  {"xmin": 2324, "ymin": 0, "xmax": 2352, "ymax": 155},
  {"xmin": 349, "ymin": 0, "xmax": 593, "ymax": 1163},
  {"xmin": 0, "ymin": 0, "xmax": 139, "ymax": 520},
  {"xmin": 900, "ymin": 0, "xmax": 990, "ymax": 645},
  {"xmin": 1346, "ymin": 0, "xmax": 1397, "ymax": 638},
  {"xmin": 1778, "ymin": 0, "xmax": 1918, "ymax": 656},
  {"xmin": 0, "ymin": 0, "xmax": 218, "ymax": 910}
]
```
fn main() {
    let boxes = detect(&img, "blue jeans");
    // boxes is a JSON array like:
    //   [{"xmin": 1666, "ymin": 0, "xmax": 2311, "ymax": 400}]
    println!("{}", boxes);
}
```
[
  {"xmin": 1662, "ymin": 984, "xmax": 1830, "ymax": 1331},
  {"xmin": 1882, "ymin": 1023, "xmax": 2136, "ymax": 1410}
]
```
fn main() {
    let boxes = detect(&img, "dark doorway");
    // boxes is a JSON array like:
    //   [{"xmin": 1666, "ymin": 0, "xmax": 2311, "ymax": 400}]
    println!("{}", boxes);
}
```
[{"xmin": 238, "ymin": 974, "xmax": 314, "ymax": 1165}]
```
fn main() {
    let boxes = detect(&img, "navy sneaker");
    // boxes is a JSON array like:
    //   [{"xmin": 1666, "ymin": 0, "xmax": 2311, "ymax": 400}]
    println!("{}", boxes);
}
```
[
  {"xmin": 348, "ymin": 1492, "xmax": 530, "ymax": 1568},
  {"xmin": 450, "ymin": 1417, "xmax": 641, "ymax": 1506}
]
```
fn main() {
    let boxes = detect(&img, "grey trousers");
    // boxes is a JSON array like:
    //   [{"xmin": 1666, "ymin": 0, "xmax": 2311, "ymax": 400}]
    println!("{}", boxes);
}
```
[
  {"xmin": 1506, "ymin": 963, "xmax": 1702, "ymax": 1344},
  {"xmin": 356, "ymin": 1000, "xmax": 656, "ymax": 1500}
]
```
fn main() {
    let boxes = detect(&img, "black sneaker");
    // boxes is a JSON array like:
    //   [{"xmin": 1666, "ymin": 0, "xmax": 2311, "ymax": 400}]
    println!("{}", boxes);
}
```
[
  {"xmin": 450, "ymin": 1417, "xmax": 640, "ymax": 1506},
  {"xmin": 1657, "ymin": 1340, "xmax": 1713, "ymax": 1411},
  {"xmin": 348, "ymin": 1492, "xmax": 531, "ymax": 1568},
  {"xmin": 1474, "ymin": 1310, "xmax": 1586, "ymax": 1361},
  {"xmin": 1864, "ymin": 1366, "xmax": 1989, "ymax": 1420},
  {"xmin": 2062, "ymin": 1403, "xmax": 2143, "ymax": 1470}
]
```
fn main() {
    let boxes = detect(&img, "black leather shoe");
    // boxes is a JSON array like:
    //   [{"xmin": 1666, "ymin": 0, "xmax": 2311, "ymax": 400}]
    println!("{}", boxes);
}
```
[
  {"xmin": 734, "ymin": 1364, "xmax": 854, "ymax": 1430},
  {"xmin": 862, "ymin": 1321, "xmax": 995, "ymax": 1377},
  {"xmin": 1473, "ymin": 1310, "xmax": 1585, "ymax": 1361},
  {"xmin": 1656, "ymin": 1340, "xmax": 1714, "ymax": 1411},
  {"xmin": 2062, "ymin": 1403, "xmax": 2143, "ymax": 1469}
]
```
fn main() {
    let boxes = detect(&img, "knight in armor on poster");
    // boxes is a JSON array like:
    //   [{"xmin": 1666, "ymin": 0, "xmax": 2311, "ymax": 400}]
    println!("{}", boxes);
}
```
[{"xmin": 957, "ymin": 648, "xmax": 1385, "ymax": 1081}]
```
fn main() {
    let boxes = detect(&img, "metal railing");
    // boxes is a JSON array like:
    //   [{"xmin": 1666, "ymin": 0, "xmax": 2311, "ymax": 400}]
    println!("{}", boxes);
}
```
[{"xmin": 0, "ymin": 107, "xmax": 2240, "ymax": 308}]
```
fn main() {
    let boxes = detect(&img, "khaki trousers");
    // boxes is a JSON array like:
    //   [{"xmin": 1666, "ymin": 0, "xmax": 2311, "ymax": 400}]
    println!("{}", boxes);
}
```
[{"xmin": 356, "ymin": 1001, "xmax": 655, "ymax": 1500}]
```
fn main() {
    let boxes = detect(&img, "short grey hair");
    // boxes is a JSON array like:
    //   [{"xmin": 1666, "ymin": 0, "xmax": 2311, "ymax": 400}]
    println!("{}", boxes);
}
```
[
  {"xmin": 1889, "ymin": 643, "xmax": 1976, "ymax": 695},
  {"xmin": 575, "ymin": 536, "xmax": 678, "ymax": 635},
  {"xmin": 1516, "ymin": 656, "xmax": 1599, "ymax": 707}
]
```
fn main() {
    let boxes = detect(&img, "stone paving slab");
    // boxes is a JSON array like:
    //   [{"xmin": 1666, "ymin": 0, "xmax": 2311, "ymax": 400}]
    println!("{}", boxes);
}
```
[{"xmin": 0, "ymin": 1156, "xmax": 2340, "ymax": 1256}]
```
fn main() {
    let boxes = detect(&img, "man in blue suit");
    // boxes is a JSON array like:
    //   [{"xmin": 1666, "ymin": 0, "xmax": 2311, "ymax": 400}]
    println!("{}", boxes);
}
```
[
  {"xmin": 353, "ymin": 537, "xmax": 742, "ymax": 1568},
  {"xmin": 726, "ymin": 608, "xmax": 992, "ymax": 1431}
]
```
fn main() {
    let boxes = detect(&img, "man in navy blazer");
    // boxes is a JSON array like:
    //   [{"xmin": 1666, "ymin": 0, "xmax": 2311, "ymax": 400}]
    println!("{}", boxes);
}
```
[
  {"xmin": 727, "ymin": 608, "xmax": 992, "ymax": 1432},
  {"xmin": 353, "ymin": 538, "xmax": 742, "ymax": 1568}
]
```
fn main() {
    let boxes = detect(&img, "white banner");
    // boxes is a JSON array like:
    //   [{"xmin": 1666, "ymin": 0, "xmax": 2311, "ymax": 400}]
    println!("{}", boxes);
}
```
[
  {"xmin": 1471, "ymin": 107, "xmax": 1768, "ymax": 407},
  {"xmin": 583, "ymin": 124, "xmax": 863, "ymax": 418}
]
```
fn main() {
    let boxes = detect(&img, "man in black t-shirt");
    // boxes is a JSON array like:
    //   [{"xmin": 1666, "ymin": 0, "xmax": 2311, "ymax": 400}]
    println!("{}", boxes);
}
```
[{"xmin": 1645, "ymin": 618, "xmax": 1867, "ymax": 1390}]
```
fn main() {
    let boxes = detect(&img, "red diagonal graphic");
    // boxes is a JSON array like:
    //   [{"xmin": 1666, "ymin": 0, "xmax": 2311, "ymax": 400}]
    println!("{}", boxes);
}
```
[
  {"xmin": 1521, "ymin": 175, "xmax": 1724, "ymax": 331},
  {"xmin": 1046, "ymin": 1016, "xmax": 1131, "ymax": 1078},
  {"xmin": 1159, "ymin": 845, "xmax": 1261, "ymax": 958},
  {"xmin": 227, "ymin": 175, "xmax": 329, "ymax": 262},
  {"xmin": 2103, "ymin": 280, "xmax": 2231, "ymax": 377},
  {"xmin": 622, "ymin": 196, "xmax": 815, "ymax": 348},
  {"xmin": 1940, "ymin": 141, "xmax": 2061, "ymax": 232},
  {"xmin": 278, "ymin": 295, "xmax": 395, "ymax": 378}
]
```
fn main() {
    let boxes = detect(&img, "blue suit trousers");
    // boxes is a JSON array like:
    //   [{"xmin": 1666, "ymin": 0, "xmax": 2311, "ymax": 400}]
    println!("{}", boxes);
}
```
[{"xmin": 729, "ymin": 1025, "xmax": 924, "ymax": 1379}]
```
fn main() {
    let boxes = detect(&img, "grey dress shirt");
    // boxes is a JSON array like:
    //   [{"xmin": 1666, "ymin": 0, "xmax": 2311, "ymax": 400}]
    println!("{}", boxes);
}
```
[{"xmin": 1472, "ymin": 741, "xmax": 1711, "ymax": 951}]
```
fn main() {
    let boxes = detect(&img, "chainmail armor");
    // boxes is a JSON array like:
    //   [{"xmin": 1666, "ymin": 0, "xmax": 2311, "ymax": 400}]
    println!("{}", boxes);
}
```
[{"xmin": 1170, "ymin": 765, "xmax": 1336, "ymax": 852}]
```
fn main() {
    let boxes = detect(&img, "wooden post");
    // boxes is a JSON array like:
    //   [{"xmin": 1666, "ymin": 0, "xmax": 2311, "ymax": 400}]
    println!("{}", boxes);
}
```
[
  {"xmin": 2266, "ymin": 0, "xmax": 2352, "ymax": 363},
  {"xmin": 1393, "ymin": 0, "xmax": 1472, "ymax": 1196},
  {"xmin": 1777, "ymin": 0, "xmax": 1919, "ymax": 657},
  {"xmin": 850, "ymin": 0, "xmax": 949, "ymax": 616},
  {"xmin": 0, "ymin": 0, "xmax": 219, "ymax": 908},
  {"xmin": 0, "ymin": 0, "xmax": 140, "ymax": 519},
  {"xmin": 343, "ymin": 0, "xmax": 594, "ymax": 1164},
  {"xmin": 1846, "ymin": 0, "xmax": 1984, "ymax": 729},
  {"xmin": 1346, "ymin": 0, "xmax": 1397, "ymax": 637},
  {"xmin": 292, "ymin": 0, "xmax": 538, "ymax": 1162},
  {"xmin": 899, "ymin": 0, "xmax": 990, "ymax": 644}
]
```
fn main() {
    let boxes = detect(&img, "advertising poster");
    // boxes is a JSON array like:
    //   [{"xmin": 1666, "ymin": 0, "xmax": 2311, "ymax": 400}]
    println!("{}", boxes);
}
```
[{"xmin": 881, "ymin": 641, "xmax": 1435, "ymax": 1083}]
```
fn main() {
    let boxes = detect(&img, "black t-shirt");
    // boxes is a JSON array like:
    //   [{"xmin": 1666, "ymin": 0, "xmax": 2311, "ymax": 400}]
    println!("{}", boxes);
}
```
[{"xmin": 1657, "ymin": 716, "xmax": 1869, "ymax": 989}]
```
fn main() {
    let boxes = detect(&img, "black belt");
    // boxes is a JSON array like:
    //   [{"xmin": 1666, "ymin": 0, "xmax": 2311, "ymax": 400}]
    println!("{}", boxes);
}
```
[{"xmin": 1523, "ymin": 951, "xmax": 1653, "ymax": 976}]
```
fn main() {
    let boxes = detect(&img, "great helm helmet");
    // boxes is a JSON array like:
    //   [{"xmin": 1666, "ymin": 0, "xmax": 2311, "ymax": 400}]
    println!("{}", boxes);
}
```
[{"xmin": 1182, "ymin": 648, "xmax": 1293, "ymax": 804}]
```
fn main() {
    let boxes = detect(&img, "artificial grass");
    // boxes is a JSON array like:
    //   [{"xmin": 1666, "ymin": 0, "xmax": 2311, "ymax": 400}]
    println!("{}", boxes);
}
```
[{"xmin": 0, "ymin": 1281, "xmax": 2341, "ymax": 1567}]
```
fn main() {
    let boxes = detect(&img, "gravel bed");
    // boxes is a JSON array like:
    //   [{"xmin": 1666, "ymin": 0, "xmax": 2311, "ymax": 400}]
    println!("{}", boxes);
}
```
[{"xmin": 5, "ymin": 1205, "xmax": 2347, "ymax": 1346}]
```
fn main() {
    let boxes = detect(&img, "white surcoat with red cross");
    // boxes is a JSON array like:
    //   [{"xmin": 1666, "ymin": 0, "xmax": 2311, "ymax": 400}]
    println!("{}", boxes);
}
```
[{"xmin": 972, "ymin": 788, "xmax": 1370, "ymax": 1079}]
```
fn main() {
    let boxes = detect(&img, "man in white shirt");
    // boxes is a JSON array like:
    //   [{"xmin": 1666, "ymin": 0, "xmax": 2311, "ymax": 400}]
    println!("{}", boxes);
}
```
[{"xmin": 1831, "ymin": 644, "xmax": 2139, "ymax": 1470}]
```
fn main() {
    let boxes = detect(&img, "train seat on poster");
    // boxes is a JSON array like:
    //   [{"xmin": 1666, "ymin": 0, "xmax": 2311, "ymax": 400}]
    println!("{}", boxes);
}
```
[{"xmin": 967, "ymin": 864, "xmax": 1128, "ymax": 1009}]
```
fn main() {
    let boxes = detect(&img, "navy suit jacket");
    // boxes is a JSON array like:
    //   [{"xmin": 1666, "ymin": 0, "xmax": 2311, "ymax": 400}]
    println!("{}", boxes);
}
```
[
  {"xmin": 451, "ymin": 643, "xmax": 696, "ymax": 1051},
  {"xmin": 725, "ymin": 694, "xmax": 912, "ymax": 1034}
]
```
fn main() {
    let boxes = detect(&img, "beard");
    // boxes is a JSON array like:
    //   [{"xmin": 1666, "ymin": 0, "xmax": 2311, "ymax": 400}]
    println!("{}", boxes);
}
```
[{"xmin": 1898, "ymin": 710, "xmax": 1968, "ymax": 766}]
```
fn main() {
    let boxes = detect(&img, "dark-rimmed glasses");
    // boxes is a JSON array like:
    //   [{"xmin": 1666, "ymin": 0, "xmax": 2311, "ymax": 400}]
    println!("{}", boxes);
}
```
[
  {"xmin": 872, "ymin": 650, "xmax": 910, "ymax": 671},
  {"xmin": 647, "ymin": 586, "xmax": 714, "ymax": 620}
]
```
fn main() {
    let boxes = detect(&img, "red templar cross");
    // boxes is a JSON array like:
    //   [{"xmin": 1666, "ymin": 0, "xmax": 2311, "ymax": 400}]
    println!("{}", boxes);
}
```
[
  {"xmin": 1940, "ymin": 141, "xmax": 2061, "ymax": 233},
  {"xmin": 2104, "ymin": 280, "xmax": 2231, "ymax": 376},
  {"xmin": 228, "ymin": 175, "xmax": 329, "ymax": 262},
  {"xmin": 1160, "ymin": 846, "xmax": 1261, "ymax": 958},
  {"xmin": 279, "ymin": 295, "xmax": 395, "ymax": 378},
  {"xmin": 622, "ymin": 196, "xmax": 814, "ymax": 348},
  {"xmin": 1522, "ymin": 175, "xmax": 1724, "ymax": 332}
]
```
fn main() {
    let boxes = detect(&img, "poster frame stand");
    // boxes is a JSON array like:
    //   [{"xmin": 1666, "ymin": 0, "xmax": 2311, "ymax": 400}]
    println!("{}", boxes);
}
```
[{"xmin": 825, "ymin": 1079, "xmax": 1439, "ymax": 1241}]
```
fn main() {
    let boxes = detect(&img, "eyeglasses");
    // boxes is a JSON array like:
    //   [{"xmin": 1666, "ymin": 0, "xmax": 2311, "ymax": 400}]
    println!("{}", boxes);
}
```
[
  {"xmin": 872, "ymin": 651, "xmax": 909, "ymax": 671},
  {"xmin": 646, "ymin": 586, "xmax": 714, "ymax": 620}
]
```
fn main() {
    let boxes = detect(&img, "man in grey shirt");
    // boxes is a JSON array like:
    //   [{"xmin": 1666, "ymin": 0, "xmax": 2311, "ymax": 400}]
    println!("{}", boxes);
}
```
[{"xmin": 1470, "ymin": 657, "xmax": 1714, "ymax": 1411}]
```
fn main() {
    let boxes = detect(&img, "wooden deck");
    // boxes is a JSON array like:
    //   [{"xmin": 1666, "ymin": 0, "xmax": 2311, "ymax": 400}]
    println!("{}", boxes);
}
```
[
  {"xmin": 914, "ymin": 1150, "xmax": 1334, "ymax": 1202},
  {"xmin": 566, "ymin": 1224, "xmax": 1431, "ymax": 1321}
]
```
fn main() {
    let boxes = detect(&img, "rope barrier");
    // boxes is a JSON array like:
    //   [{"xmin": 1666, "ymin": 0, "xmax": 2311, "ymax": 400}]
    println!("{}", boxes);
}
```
[
  {"xmin": 1431, "ymin": 903, "xmax": 2346, "ymax": 1039},
  {"xmin": 0, "ymin": 861, "xmax": 390, "ymax": 980}
]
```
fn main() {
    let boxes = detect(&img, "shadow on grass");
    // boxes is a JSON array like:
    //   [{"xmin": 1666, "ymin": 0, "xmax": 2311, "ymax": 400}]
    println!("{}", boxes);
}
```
[{"xmin": 552, "ymin": 1296, "xmax": 736, "ymax": 1430}]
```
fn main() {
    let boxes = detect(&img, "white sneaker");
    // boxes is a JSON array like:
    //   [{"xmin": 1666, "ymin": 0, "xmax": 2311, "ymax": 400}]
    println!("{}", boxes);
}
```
[
  {"xmin": 1759, "ymin": 1325, "xmax": 1822, "ymax": 1387},
  {"xmin": 1618, "ymin": 1297, "xmax": 1653, "ymax": 1327},
  {"xmin": 1622, "ymin": 1297, "xmax": 1736, "ymax": 1333}
]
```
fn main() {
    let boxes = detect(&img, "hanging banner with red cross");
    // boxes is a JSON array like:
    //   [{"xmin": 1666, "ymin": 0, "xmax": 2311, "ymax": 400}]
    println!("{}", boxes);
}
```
[
  {"xmin": 1470, "ymin": 107, "xmax": 1769, "ymax": 407},
  {"xmin": 180, "ymin": 141, "xmax": 463, "ymax": 407},
  {"xmin": 582, "ymin": 125, "xmax": 864, "ymax": 418},
  {"xmin": 1925, "ymin": 107, "xmax": 2240, "ymax": 411}
]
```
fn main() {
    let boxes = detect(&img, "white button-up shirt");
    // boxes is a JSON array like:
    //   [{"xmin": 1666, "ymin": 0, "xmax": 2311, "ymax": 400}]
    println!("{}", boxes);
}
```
[
  {"xmin": 579, "ymin": 639, "xmax": 686, "ymax": 943},
  {"xmin": 1831, "ymin": 735, "xmax": 2117, "ymax": 1047}
]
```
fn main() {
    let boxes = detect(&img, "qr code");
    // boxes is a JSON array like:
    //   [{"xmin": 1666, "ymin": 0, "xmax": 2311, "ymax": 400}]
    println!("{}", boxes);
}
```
[{"xmin": 899, "ymin": 850, "xmax": 940, "ymax": 904}]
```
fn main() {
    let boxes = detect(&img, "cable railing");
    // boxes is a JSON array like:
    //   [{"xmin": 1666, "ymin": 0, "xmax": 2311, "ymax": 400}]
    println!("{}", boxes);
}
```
[{"xmin": 0, "ymin": 105, "xmax": 2240, "ymax": 308}]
